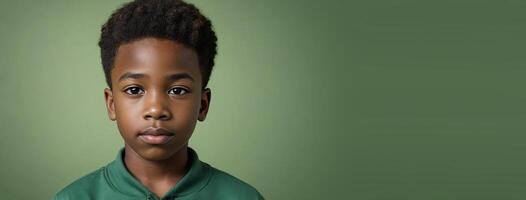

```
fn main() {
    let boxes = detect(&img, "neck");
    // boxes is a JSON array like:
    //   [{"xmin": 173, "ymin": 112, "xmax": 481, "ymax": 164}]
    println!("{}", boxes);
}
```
[{"xmin": 123, "ymin": 145, "xmax": 190, "ymax": 186}]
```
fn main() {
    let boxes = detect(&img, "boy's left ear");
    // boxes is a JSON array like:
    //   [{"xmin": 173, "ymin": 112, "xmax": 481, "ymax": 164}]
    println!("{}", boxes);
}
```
[{"xmin": 198, "ymin": 88, "xmax": 211, "ymax": 121}]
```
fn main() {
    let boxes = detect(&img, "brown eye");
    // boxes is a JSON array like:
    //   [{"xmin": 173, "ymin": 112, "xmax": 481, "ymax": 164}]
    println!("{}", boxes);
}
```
[
  {"xmin": 124, "ymin": 87, "xmax": 144, "ymax": 95},
  {"xmin": 168, "ymin": 87, "xmax": 189, "ymax": 96}
]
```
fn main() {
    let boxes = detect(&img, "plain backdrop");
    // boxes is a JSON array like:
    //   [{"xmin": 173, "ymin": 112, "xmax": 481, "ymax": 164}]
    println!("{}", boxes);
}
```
[{"xmin": 1, "ymin": 0, "xmax": 525, "ymax": 199}]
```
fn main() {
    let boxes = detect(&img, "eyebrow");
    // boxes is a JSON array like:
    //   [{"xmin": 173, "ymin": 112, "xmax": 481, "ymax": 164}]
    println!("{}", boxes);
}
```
[{"xmin": 118, "ymin": 72, "xmax": 194, "ymax": 82}]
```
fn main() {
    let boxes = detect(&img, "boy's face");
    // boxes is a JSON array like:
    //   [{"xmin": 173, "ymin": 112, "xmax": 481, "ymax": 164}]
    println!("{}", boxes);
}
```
[{"xmin": 103, "ymin": 37, "xmax": 211, "ymax": 161}]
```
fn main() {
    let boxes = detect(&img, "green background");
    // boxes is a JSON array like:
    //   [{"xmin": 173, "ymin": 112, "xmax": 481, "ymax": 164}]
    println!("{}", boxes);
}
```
[{"xmin": 1, "ymin": 0, "xmax": 525, "ymax": 199}]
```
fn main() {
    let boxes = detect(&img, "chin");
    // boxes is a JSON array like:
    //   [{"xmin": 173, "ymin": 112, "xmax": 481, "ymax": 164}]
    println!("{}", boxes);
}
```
[{"xmin": 136, "ymin": 145, "xmax": 179, "ymax": 161}]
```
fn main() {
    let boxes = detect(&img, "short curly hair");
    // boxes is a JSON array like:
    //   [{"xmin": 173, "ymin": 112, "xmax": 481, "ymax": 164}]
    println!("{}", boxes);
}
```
[{"xmin": 98, "ymin": 0, "xmax": 217, "ymax": 90}]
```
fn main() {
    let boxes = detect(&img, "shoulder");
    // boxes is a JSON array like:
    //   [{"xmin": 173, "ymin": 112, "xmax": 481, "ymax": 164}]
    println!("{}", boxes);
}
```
[
  {"xmin": 54, "ymin": 167, "xmax": 107, "ymax": 200},
  {"xmin": 203, "ymin": 163, "xmax": 264, "ymax": 199}
]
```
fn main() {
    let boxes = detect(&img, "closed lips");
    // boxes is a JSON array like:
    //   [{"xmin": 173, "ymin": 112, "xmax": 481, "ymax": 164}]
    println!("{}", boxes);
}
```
[
  {"xmin": 139, "ymin": 127, "xmax": 174, "ymax": 136},
  {"xmin": 138, "ymin": 127, "xmax": 175, "ymax": 145}
]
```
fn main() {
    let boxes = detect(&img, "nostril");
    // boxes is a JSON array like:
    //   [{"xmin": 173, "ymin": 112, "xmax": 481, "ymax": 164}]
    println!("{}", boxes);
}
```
[
  {"xmin": 144, "ymin": 114, "xmax": 170, "ymax": 121},
  {"xmin": 143, "ymin": 107, "xmax": 171, "ymax": 120}
]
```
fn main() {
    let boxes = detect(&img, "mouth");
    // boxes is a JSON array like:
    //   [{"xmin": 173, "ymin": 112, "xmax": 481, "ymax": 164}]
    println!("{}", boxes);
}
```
[{"xmin": 138, "ymin": 127, "xmax": 175, "ymax": 145}]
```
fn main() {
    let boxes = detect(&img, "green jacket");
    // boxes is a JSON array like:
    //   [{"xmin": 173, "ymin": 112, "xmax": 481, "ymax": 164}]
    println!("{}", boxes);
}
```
[{"xmin": 54, "ymin": 147, "xmax": 264, "ymax": 200}]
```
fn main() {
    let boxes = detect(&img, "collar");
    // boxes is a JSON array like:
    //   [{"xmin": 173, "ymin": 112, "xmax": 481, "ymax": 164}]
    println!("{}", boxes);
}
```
[{"xmin": 105, "ymin": 147, "xmax": 211, "ymax": 198}]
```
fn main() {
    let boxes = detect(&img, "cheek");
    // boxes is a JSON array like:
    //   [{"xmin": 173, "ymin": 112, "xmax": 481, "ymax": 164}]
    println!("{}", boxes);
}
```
[
  {"xmin": 172, "ymin": 99, "xmax": 200, "ymax": 123},
  {"xmin": 173, "ymin": 108, "xmax": 199, "ymax": 140},
  {"xmin": 114, "ymin": 98, "xmax": 142, "ymax": 133}
]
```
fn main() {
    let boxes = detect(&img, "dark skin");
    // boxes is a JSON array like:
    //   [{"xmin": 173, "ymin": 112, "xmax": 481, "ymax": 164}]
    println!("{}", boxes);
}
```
[{"xmin": 103, "ymin": 37, "xmax": 211, "ymax": 198}]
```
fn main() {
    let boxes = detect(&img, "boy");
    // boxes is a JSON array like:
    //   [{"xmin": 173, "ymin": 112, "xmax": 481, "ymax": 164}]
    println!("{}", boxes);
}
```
[{"xmin": 54, "ymin": 0, "xmax": 263, "ymax": 199}]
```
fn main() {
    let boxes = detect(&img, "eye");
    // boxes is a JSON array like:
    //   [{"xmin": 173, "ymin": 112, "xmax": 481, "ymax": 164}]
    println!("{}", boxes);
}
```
[
  {"xmin": 124, "ymin": 87, "xmax": 144, "ymax": 95},
  {"xmin": 168, "ymin": 87, "xmax": 189, "ymax": 96}
]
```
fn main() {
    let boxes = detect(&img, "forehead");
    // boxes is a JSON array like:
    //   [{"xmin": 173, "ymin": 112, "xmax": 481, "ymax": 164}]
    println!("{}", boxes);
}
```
[{"xmin": 112, "ymin": 38, "xmax": 200, "ymax": 83}]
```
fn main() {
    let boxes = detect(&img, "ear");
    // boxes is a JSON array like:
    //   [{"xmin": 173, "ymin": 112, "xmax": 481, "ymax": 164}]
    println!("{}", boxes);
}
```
[
  {"xmin": 104, "ymin": 88, "xmax": 116, "ymax": 121},
  {"xmin": 198, "ymin": 88, "xmax": 211, "ymax": 121}
]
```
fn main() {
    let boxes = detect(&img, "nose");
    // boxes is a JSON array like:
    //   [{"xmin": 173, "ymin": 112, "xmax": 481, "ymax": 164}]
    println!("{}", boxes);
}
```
[{"xmin": 143, "ymin": 91, "xmax": 172, "ymax": 121}]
